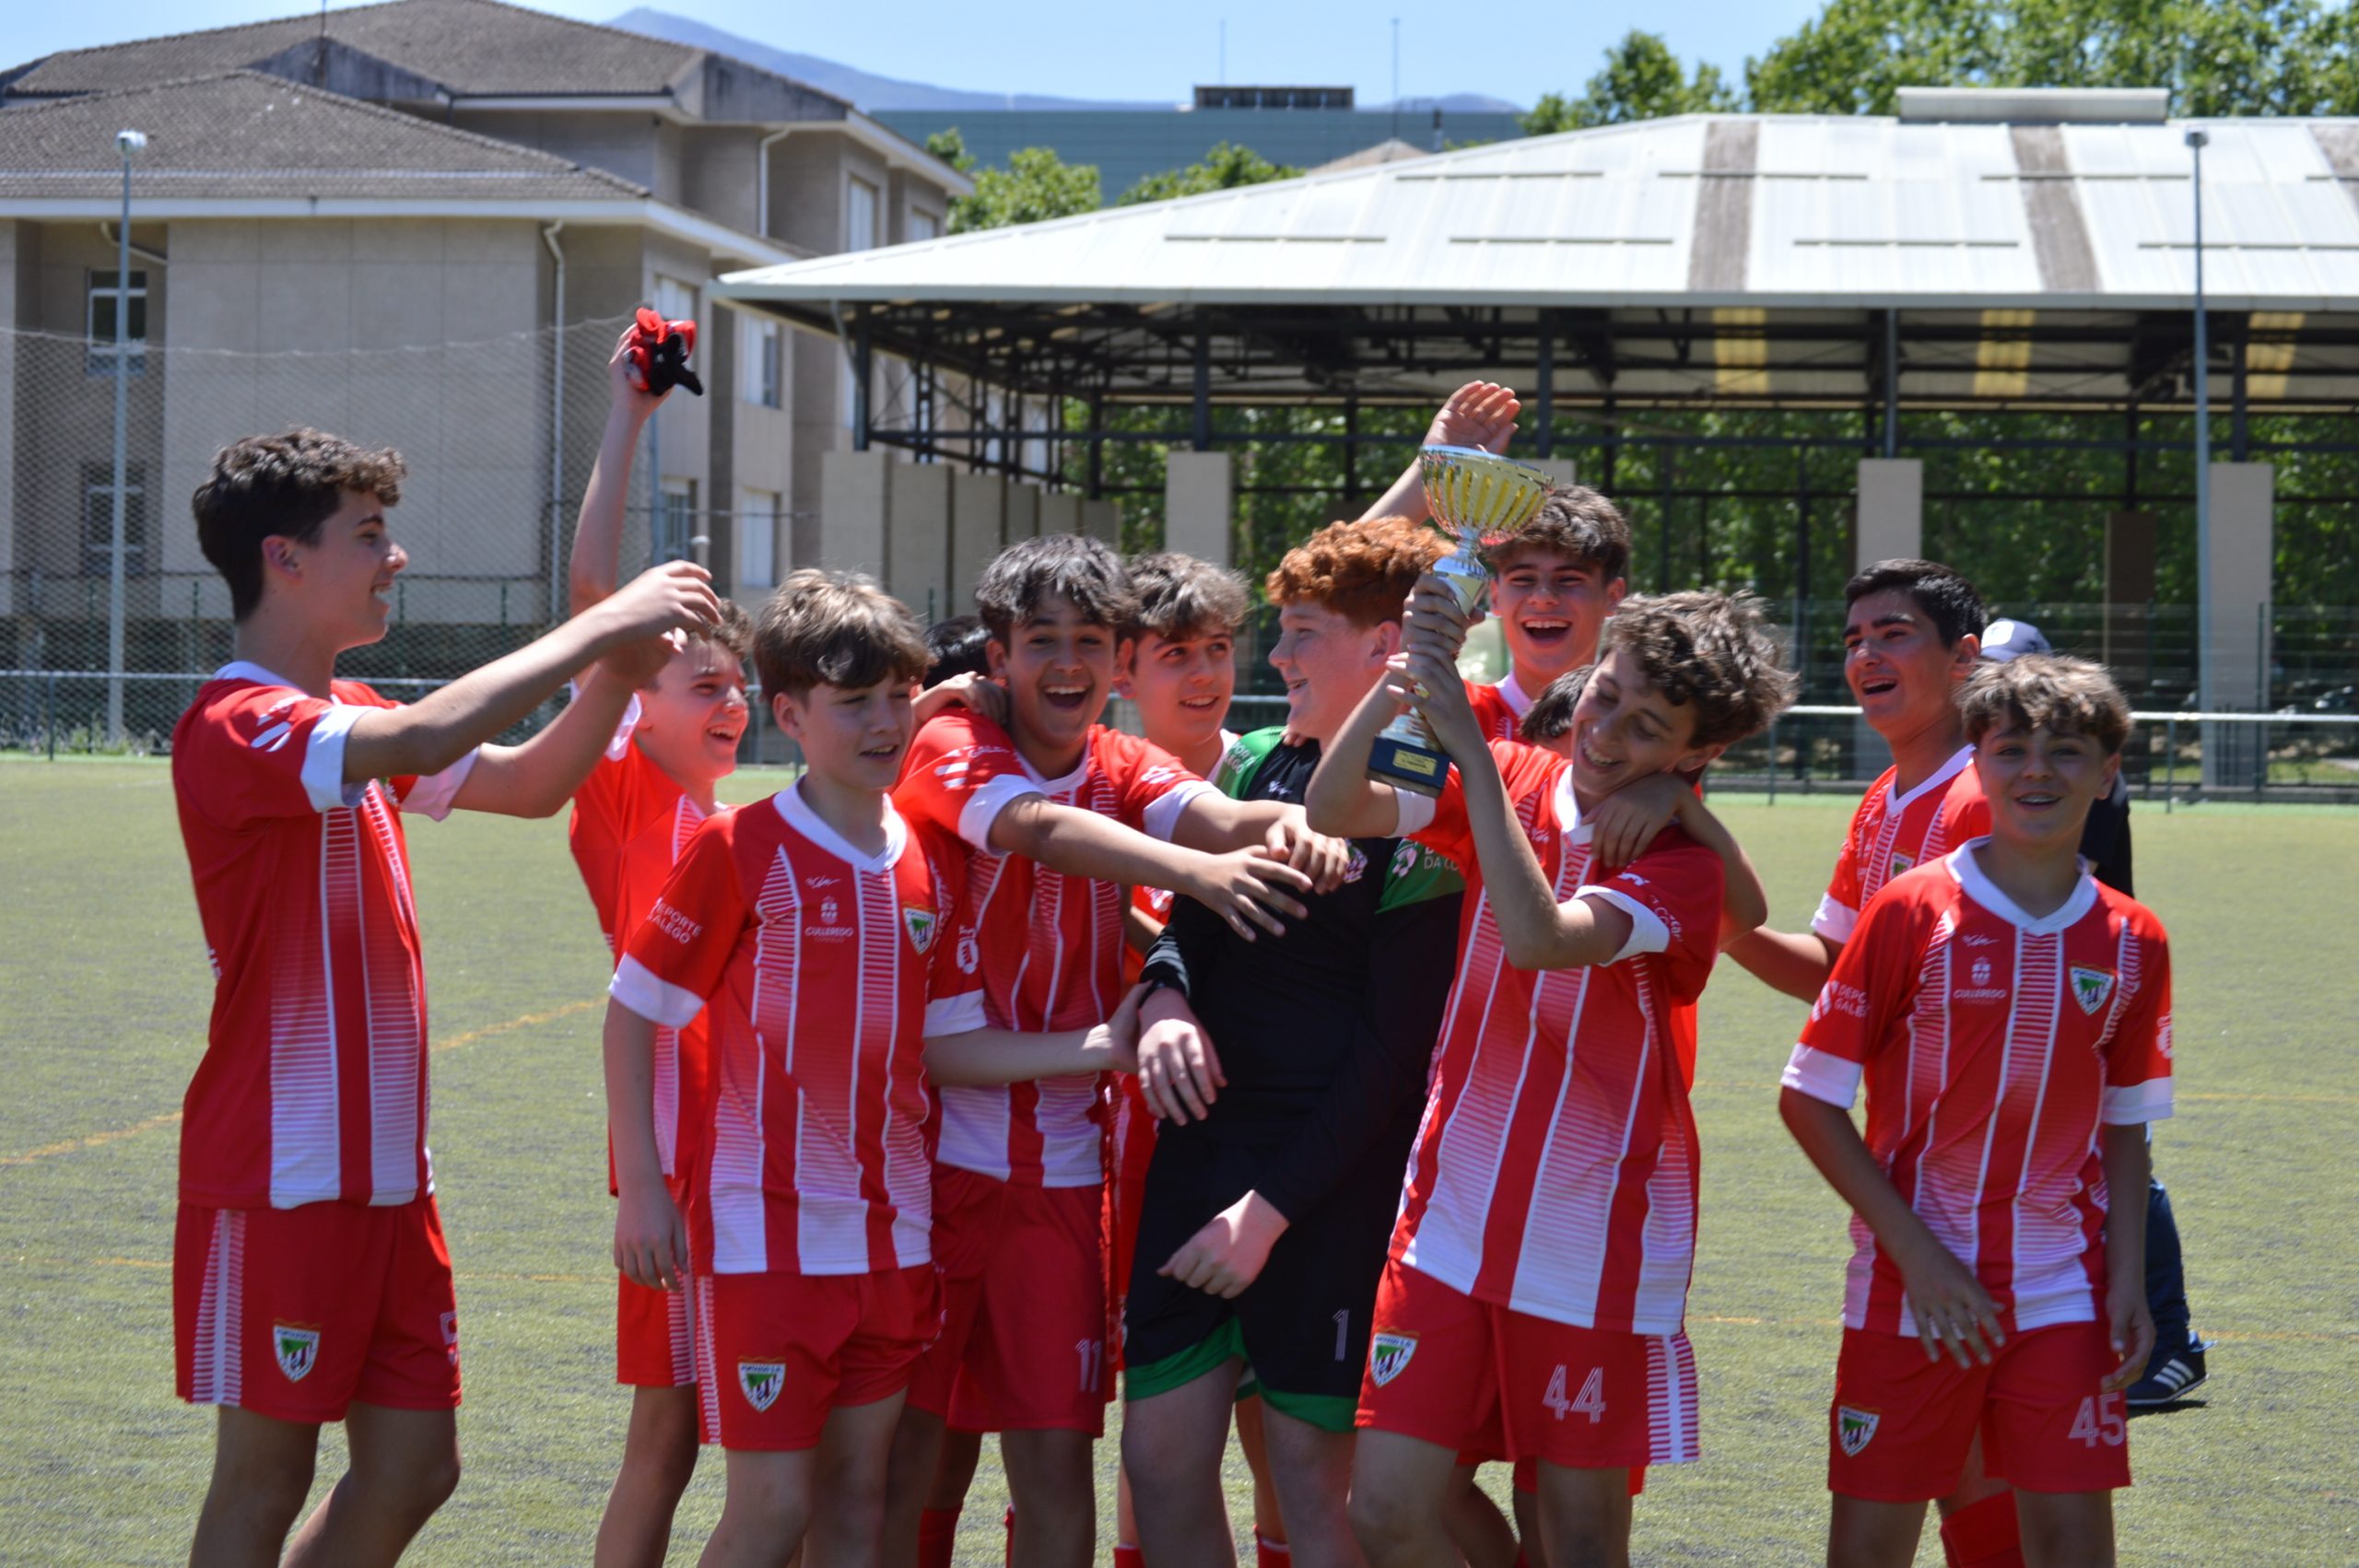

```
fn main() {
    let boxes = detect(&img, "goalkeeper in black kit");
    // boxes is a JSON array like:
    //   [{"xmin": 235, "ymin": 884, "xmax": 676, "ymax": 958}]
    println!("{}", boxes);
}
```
[{"xmin": 1118, "ymin": 517, "xmax": 1465, "ymax": 1567}]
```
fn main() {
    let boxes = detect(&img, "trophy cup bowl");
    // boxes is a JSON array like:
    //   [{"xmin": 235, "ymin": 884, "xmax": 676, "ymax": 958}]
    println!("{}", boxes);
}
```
[{"xmin": 1366, "ymin": 445, "xmax": 1553, "ymax": 796}]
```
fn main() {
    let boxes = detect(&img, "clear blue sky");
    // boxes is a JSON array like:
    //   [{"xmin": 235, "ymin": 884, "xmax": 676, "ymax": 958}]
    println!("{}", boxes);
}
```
[{"xmin": 8, "ymin": 0, "xmax": 1830, "ymax": 111}]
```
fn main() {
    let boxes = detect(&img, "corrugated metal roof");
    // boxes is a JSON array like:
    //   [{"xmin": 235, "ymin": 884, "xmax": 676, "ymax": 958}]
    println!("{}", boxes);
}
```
[{"xmin": 717, "ymin": 111, "xmax": 2359, "ymax": 313}]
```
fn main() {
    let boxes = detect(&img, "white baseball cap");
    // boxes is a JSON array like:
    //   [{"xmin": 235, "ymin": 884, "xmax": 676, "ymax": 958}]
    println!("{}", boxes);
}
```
[{"xmin": 1979, "ymin": 617, "xmax": 2052, "ymax": 662}]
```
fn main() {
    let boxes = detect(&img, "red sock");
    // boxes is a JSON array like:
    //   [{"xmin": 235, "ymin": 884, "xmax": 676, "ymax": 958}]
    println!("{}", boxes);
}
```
[
  {"xmin": 1941, "ymin": 1492, "xmax": 2025, "ymax": 1568},
  {"xmin": 1113, "ymin": 1545, "xmax": 1147, "ymax": 1568},
  {"xmin": 1257, "ymin": 1536, "xmax": 1291, "ymax": 1568},
  {"xmin": 1004, "ymin": 1505, "xmax": 1018, "ymax": 1567},
  {"xmin": 918, "ymin": 1506, "xmax": 960, "ymax": 1568}
]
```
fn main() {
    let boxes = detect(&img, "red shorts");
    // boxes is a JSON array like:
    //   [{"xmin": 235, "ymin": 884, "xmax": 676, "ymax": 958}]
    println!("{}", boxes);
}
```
[
  {"xmin": 173, "ymin": 1197, "xmax": 461, "ymax": 1424},
  {"xmin": 617, "ymin": 1273, "xmax": 697, "ymax": 1387},
  {"xmin": 1356, "ymin": 1258, "xmax": 1696, "ymax": 1473},
  {"xmin": 1105, "ymin": 1078, "xmax": 1157, "ymax": 1374},
  {"xmin": 908, "ymin": 1167, "xmax": 1108, "ymax": 1435},
  {"xmin": 1830, "ymin": 1322, "xmax": 2132, "ymax": 1501},
  {"xmin": 692, "ymin": 1266, "xmax": 936, "ymax": 1451}
]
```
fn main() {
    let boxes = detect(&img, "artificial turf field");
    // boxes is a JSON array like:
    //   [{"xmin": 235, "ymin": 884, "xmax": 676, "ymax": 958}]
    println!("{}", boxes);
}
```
[{"xmin": 2, "ymin": 756, "xmax": 2353, "ymax": 1566}]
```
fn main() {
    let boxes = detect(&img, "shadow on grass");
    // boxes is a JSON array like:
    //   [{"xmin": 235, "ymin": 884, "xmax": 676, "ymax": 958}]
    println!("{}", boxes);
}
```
[{"xmin": 2128, "ymin": 1398, "xmax": 2210, "ymax": 1418}]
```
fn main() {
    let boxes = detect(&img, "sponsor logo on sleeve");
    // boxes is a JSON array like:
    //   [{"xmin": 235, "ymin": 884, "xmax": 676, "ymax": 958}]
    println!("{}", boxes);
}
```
[
  {"xmin": 1367, "ymin": 1330, "xmax": 1418, "ymax": 1387},
  {"xmin": 738, "ymin": 1360, "xmax": 785, "ymax": 1412},
  {"xmin": 1813, "ymin": 981, "xmax": 1871, "ymax": 1022},
  {"xmin": 2070, "ymin": 965, "xmax": 2117, "ymax": 1016},
  {"xmin": 1837, "ymin": 1404, "xmax": 1880, "ymax": 1457},
  {"xmin": 273, "ymin": 1323, "xmax": 321, "ymax": 1384},
  {"xmin": 648, "ymin": 899, "xmax": 704, "ymax": 945}
]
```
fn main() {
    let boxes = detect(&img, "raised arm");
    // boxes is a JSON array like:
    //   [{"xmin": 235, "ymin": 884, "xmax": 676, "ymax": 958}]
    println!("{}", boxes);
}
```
[
  {"xmin": 569, "ymin": 328, "xmax": 666, "ymax": 615},
  {"xmin": 1305, "ymin": 671, "xmax": 1411, "ymax": 839},
  {"xmin": 343, "ymin": 562, "xmax": 718, "ymax": 787},
  {"xmin": 1355, "ymin": 381, "xmax": 1521, "ymax": 524},
  {"xmin": 447, "ymin": 629, "xmax": 678, "ymax": 818},
  {"xmin": 987, "ymin": 796, "xmax": 1312, "ymax": 942}
]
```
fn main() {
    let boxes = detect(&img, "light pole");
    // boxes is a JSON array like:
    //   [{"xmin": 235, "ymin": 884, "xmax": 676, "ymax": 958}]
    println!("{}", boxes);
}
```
[
  {"xmin": 106, "ymin": 127, "xmax": 146, "ymax": 742},
  {"xmin": 2187, "ymin": 125, "xmax": 2212, "ymax": 717}
]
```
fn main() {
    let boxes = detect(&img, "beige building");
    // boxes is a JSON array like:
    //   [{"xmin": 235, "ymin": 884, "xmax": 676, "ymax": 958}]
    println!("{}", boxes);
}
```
[{"xmin": 0, "ymin": 0, "xmax": 969, "ymax": 654}]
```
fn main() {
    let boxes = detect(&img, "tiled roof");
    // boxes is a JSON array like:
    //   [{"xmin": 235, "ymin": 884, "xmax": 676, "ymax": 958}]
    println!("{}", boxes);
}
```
[
  {"xmin": 4, "ymin": 0, "xmax": 709, "ymax": 100},
  {"xmin": 0, "ymin": 70, "xmax": 646, "ymax": 201}
]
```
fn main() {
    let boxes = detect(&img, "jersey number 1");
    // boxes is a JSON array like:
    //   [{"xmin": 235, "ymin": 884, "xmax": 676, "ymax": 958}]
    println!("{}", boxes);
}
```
[{"xmin": 1543, "ymin": 1363, "xmax": 1606, "ymax": 1424}]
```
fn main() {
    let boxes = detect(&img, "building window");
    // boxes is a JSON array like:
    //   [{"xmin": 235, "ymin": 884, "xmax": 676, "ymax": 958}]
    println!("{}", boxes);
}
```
[
  {"xmin": 87, "ymin": 270, "xmax": 147, "ymax": 375},
  {"xmin": 846, "ymin": 177, "xmax": 880, "ymax": 252},
  {"xmin": 739, "ymin": 314, "xmax": 781, "ymax": 408},
  {"xmin": 82, "ymin": 462, "xmax": 147, "ymax": 578},
  {"xmin": 909, "ymin": 208, "xmax": 941, "ymax": 243},
  {"xmin": 736, "ymin": 488, "xmax": 780, "ymax": 589},
  {"xmin": 656, "ymin": 477, "xmax": 698, "ymax": 563},
  {"xmin": 652, "ymin": 275, "xmax": 698, "ymax": 329}
]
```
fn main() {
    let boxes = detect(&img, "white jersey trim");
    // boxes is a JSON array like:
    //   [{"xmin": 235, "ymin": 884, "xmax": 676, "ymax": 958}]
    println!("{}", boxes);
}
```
[
  {"xmin": 924, "ymin": 990, "xmax": 988, "ymax": 1037},
  {"xmin": 1781, "ymin": 1043, "xmax": 1864, "ymax": 1109},
  {"xmin": 1142, "ymin": 778, "xmax": 1215, "ymax": 843},
  {"xmin": 957, "ymin": 773, "xmax": 1038, "ymax": 852},
  {"xmin": 1885, "ymin": 744, "xmax": 1978, "ymax": 814},
  {"xmin": 1810, "ymin": 895, "xmax": 1860, "ymax": 942},
  {"xmin": 1495, "ymin": 669, "xmax": 1535, "ymax": 719},
  {"xmin": 611, "ymin": 954, "xmax": 707, "ymax": 1028},
  {"xmin": 300, "ymin": 704, "xmax": 369, "ymax": 813},
  {"xmin": 773, "ymin": 778, "xmax": 908, "ymax": 873},
  {"xmin": 2101, "ymin": 1077, "xmax": 2174, "ymax": 1125},
  {"xmin": 1392, "ymin": 790, "xmax": 1435, "ymax": 837},
  {"xmin": 1947, "ymin": 841, "xmax": 2098, "ymax": 934},
  {"xmin": 1573, "ymin": 884, "xmax": 1669, "ymax": 963},
  {"xmin": 400, "ymin": 748, "xmax": 478, "ymax": 822}
]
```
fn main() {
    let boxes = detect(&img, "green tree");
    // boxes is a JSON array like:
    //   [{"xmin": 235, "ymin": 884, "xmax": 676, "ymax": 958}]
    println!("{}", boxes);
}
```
[
  {"xmin": 1522, "ymin": 30, "xmax": 1736, "ymax": 134},
  {"xmin": 922, "ymin": 127, "xmax": 976, "ymax": 173},
  {"xmin": 946, "ymin": 145, "xmax": 1101, "ymax": 234},
  {"xmin": 1115, "ymin": 142, "xmax": 1301, "ymax": 205}
]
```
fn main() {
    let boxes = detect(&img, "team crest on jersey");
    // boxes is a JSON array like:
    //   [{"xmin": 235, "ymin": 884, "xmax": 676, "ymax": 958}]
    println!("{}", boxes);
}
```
[
  {"xmin": 1391, "ymin": 843, "xmax": 1418, "ymax": 880},
  {"xmin": 738, "ymin": 1360, "xmax": 785, "ymax": 1411},
  {"xmin": 1888, "ymin": 852, "xmax": 1914, "ymax": 883},
  {"xmin": 1368, "ymin": 1331, "xmax": 1418, "ymax": 1387},
  {"xmin": 1837, "ymin": 1405, "xmax": 1880, "ymax": 1457},
  {"xmin": 1971, "ymin": 957, "xmax": 1993, "ymax": 987},
  {"xmin": 905, "ymin": 907, "xmax": 938, "ymax": 954},
  {"xmin": 273, "ymin": 1324, "xmax": 321, "ymax": 1384},
  {"xmin": 2070, "ymin": 965, "xmax": 2117, "ymax": 1015}
]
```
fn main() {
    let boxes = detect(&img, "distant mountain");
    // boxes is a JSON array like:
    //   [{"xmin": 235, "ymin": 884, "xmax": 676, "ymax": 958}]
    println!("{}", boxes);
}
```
[
  {"xmin": 604, "ymin": 9, "xmax": 1525, "ymax": 117},
  {"xmin": 606, "ymin": 9, "xmax": 1169, "ymax": 111}
]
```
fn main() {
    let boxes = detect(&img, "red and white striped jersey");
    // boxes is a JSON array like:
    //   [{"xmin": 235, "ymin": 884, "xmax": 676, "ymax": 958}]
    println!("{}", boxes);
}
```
[
  {"xmin": 1466, "ymin": 672, "xmax": 1536, "ymax": 744},
  {"xmin": 1783, "ymin": 846, "xmax": 2175, "ymax": 1336},
  {"xmin": 610, "ymin": 784, "xmax": 982, "ymax": 1276},
  {"xmin": 1813, "ymin": 745, "xmax": 1989, "ymax": 942},
  {"xmin": 1391, "ymin": 740, "xmax": 1726, "ymax": 1335},
  {"xmin": 170, "ymin": 663, "xmax": 477, "ymax": 1210},
  {"xmin": 569, "ymin": 704, "xmax": 709, "ymax": 1183},
  {"xmin": 895, "ymin": 710, "xmax": 1211, "ymax": 1188}
]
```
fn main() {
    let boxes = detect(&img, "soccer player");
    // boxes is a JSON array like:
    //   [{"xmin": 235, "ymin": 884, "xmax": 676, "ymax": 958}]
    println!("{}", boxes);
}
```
[
  {"xmin": 883, "ymin": 534, "xmax": 1331, "ymax": 1568},
  {"xmin": 171, "ymin": 429, "xmax": 719, "ymax": 1565},
  {"xmin": 561, "ymin": 329, "xmax": 757, "ymax": 1568},
  {"xmin": 1309, "ymin": 590, "xmax": 1794, "ymax": 1568},
  {"xmin": 605, "ymin": 568, "xmax": 1142, "ymax": 1567},
  {"xmin": 1778, "ymin": 654, "xmax": 2171, "ymax": 1568},
  {"xmin": 1359, "ymin": 381, "xmax": 1628, "ymax": 742},
  {"xmin": 1118, "ymin": 518, "xmax": 1466, "ymax": 1568}
]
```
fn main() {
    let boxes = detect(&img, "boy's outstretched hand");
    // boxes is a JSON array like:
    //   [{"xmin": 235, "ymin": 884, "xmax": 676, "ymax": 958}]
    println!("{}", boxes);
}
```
[
  {"xmin": 1400, "ymin": 647, "xmax": 1486, "ymax": 766},
  {"xmin": 1426, "ymin": 381, "xmax": 1520, "ymax": 455},
  {"xmin": 592, "ymin": 561, "xmax": 722, "ymax": 646},
  {"xmin": 1588, "ymin": 770, "xmax": 1690, "ymax": 871},
  {"xmin": 607, "ymin": 324, "xmax": 669, "ymax": 414}
]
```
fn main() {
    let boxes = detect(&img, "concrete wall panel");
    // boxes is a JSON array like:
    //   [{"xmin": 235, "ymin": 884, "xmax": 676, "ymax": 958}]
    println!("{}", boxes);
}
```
[
  {"xmin": 1165, "ymin": 451, "xmax": 1232, "ymax": 567},
  {"xmin": 819, "ymin": 449, "xmax": 889, "ymax": 580}
]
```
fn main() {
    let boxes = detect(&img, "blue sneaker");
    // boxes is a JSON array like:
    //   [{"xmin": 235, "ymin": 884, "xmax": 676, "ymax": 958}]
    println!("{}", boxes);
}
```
[{"xmin": 2127, "ymin": 1339, "xmax": 2210, "ymax": 1407}]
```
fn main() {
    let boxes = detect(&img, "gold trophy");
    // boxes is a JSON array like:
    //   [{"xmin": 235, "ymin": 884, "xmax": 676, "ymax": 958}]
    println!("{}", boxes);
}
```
[{"xmin": 1367, "ymin": 445, "xmax": 1552, "ymax": 796}]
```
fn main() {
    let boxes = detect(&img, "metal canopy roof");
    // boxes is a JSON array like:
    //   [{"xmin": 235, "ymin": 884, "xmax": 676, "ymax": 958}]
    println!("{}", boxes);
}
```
[{"xmin": 713, "ymin": 111, "xmax": 2359, "ymax": 422}]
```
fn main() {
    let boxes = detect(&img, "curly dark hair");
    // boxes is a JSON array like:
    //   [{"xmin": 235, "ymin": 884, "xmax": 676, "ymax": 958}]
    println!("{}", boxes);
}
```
[
  {"xmin": 1485, "ymin": 483, "xmax": 1631, "ymax": 583},
  {"xmin": 1264, "ymin": 515, "xmax": 1449, "ymax": 628},
  {"xmin": 192, "ymin": 428, "xmax": 407, "ymax": 621},
  {"xmin": 1960, "ymin": 653, "xmax": 2131, "ymax": 755},
  {"xmin": 1518, "ymin": 666, "xmax": 1590, "ymax": 743},
  {"xmin": 974, "ymin": 534, "xmax": 1138, "ymax": 643},
  {"xmin": 922, "ymin": 614, "xmax": 992, "ymax": 684},
  {"xmin": 1599, "ymin": 591, "xmax": 1798, "ymax": 749},
  {"xmin": 755, "ymin": 569, "xmax": 929, "ymax": 699},
  {"xmin": 1844, "ymin": 558, "xmax": 1987, "ymax": 649},
  {"xmin": 1127, "ymin": 551, "xmax": 1250, "ymax": 641}
]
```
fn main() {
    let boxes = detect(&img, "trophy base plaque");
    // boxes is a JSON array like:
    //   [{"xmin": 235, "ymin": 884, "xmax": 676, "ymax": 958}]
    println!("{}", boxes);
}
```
[{"xmin": 1368, "ymin": 731, "xmax": 1452, "ymax": 797}]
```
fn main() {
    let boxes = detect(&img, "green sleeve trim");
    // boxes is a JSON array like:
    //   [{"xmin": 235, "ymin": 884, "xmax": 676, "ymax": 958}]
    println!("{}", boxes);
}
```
[
  {"xmin": 1211, "ymin": 726, "xmax": 1287, "ymax": 800},
  {"xmin": 1376, "ymin": 837, "xmax": 1466, "ymax": 912}
]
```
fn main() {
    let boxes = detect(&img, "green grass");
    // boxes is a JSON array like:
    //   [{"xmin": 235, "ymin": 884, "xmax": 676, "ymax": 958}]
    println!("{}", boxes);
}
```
[{"xmin": 2, "ymin": 759, "xmax": 2353, "ymax": 1564}]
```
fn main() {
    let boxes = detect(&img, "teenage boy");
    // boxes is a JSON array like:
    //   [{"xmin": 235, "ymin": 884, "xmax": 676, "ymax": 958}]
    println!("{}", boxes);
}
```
[
  {"xmin": 1358, "ymin": 381, "xmax": 1629, "ymax": 741},
  {"xmin": 605, "ymin": 568, "xmax": 1142, "ymax": 1568},
  {"xmin": 171, "ymin": 429, "xmax": 719, "ymax": 1565},
  {"xmin": 1778, "ymin": 654, "xmax": 2171, "ymax": 1568},
  {"xmin": 884, "ymin": 534, "xmax": 1332, "ymax": 1568},
  {"xmin": 1308, "ymin": 591, "xmax": 1795, "ymax": 1568},
  {"xmin": 1118, "ymin": 518, "xmax": 1465, "ymax": 1568},
  {"xmin": 564, "ymin": 329, "xmax": 756, "ymax": 1568}
]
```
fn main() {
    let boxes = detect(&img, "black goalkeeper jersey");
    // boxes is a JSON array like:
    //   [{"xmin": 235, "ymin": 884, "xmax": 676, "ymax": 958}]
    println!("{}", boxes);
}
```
[{"xmin": 1138, "ymin": 728, "xmax": 1463, "ymax": 1223}]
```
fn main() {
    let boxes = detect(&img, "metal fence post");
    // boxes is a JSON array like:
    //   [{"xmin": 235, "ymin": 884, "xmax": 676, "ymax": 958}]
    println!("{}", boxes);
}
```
[
  {"xmin": 1766, "ymin": 716, "xmax": 1779, "ymax": 805},
  {"xmin": 44, "ymin": 672, "xmax": 57, "ymax": 761},
  {"xmin": 2165, "ymin": 714, "xmax": 2177, "ymax": 813}
]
